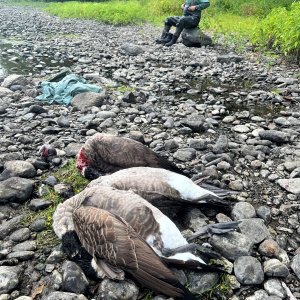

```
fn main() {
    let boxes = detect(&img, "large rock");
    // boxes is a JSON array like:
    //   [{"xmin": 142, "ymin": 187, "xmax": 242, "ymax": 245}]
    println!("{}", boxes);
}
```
[
  {"xmin": 234, "ymin": 256, "xmax": 264, "ymax": 285},
  {"xmin": 277, "ymin": 178, "xmax": 300, "ymax": 195},
  {"xmin": 3, "ymin": 160, "xmax": 36, "ymax": 178},
  {"xmin": 72, "ymin": 91, "xmax": 106, "ymax": 111},
  {"xmin": 238, "ymin": 218, "xmax": 269, "ymax": 244},
  {"xmin": 0, "ymin": 87, "xmax": 13, "ymax": 97},
  {"xmin": 97, "ymin": 278, "xmax": 139, "ymax": 300},
  {"xmin": 291, "ymin": 253, "xmax": 300, "ymax": 279},
  {"xmin": 62, "ymin": 261, "xmax": 89, "ymax": 293},
  {"xmin": 0, "ymin": 266, "xmax": 22, "ymax": 293},
  {"xmin": 258, "ymin": 130, "xmax": 289, "ymax": 143},
  {"xmin": 119, "ymin": 43, "xmax": 144, "ymax": 56},
  {"xmin": 0, "ymin": 215, "xmax": 23, "ymax": 239},
  {"xmin": 209, "ymin": 232, "xmax": 254, "ymax": 261},
  {"xmin": 1, "ymin": 75, "xmax": 29, "ymax": 88},
  {"xmin": 0, "ymin": 177, "xmax": 34, "ymax": 203},
  {"xmin": 181, "ymin": 28, "xmax": 212, "ymax": 47},
  {"xmin": 188, "ymin": 272, "xmax": 219, "ymax": 294}
]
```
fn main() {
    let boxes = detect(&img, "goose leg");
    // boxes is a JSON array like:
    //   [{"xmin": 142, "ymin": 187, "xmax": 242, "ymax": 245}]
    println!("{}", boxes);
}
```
[{"xmin": 187, "ymin": 221, "xmax": 241, "ymax": 241}]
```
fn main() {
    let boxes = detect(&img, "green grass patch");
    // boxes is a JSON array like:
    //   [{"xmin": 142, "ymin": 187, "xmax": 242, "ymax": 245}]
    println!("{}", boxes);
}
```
[{"xmin": 23, "ymin": 159, "xmax": 89, "ymax": 248}]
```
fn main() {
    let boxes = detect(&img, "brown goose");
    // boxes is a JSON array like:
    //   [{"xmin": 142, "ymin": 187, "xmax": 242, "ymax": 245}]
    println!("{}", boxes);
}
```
[
  {"xmin": 53, "ymin": 185, "xmax": 237, "ymax": 273},
  {"xmin": 88, "ymin": 166, "xmax": 234, "ymax": 208},
  {"xmin": 73, "ymin": 206, "xmax": 197, "ymax": 299},
  {"xmin": 76, "ymin": 133, "xmax": 185, "ymax": 179}
]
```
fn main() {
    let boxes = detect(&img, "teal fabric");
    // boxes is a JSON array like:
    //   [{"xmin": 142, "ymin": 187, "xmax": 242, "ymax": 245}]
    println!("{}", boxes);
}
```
[{"xmin": 36, "ymin": 74, "xmax": 102, "ymax": 105}]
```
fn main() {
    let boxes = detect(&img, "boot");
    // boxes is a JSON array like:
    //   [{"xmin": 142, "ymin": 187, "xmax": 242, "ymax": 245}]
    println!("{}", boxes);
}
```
[
  {"xmin": 165, "ymin": 27, "xmax": 182, "ymax": 47},
  {"xmin": 160, "ymin": 32, "xmax": 173, "ymax": 44},
  {"xmin": 164, "ymin": 34, "xmax": 179, "ymax": 47},
  {"xmin": 155, "ymin": 25, "xmax": 171, "ymax": 44}
]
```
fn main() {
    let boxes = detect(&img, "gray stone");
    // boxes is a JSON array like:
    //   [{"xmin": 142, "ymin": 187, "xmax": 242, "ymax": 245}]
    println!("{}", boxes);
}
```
[
  {"xmin": 0, "ymin": 87, "xmax": 13, "ymax": 97},
  {"xmin": 62, "ymin": 261, "xmax": 89, "ymax": 293},
  {"xmin": 4, "ymin": 160, "xmax": 36, "ymax": 178},
  {"xmin": 29, "ymin": 198, "xmax": 52, "ymax": 211},
  {"xmin": 231, "ymin": 202, "xmax": 256, "ymax": 220},
  {"xmin": 217, "ymin": 54, "xmax": 243, "ymax": 64},
  {"xmin": 188, "ymin": 138, "xmax": 207, "ymax": 150},
  {"xmin": 238, "ymin": 218, "xmax": 269, "ymax": 244},
  {"xmin": 234, "ymin": 256, "xmax": 264, "ymax": 285},
  {"xmin": 264, "ymin": 279, "xmax": 286, "ymax": 298},
  {"xmin": 54, "ymin": 183, "xmax": 74, "ymax": 198},
  {"xmin": 173, "ymin": 148, "xmax": 196, "ymax": 162},
  {"xmin": 72, "ymin": 91, "xmax": 105, "ymax": 111},
  {"xmin": 119, "ymin": 43, "xmax": 144, "ymax": 56},
  {"xmin": 263, "ymin": 259, "xmax": 289, "ymax": 277},
  {"xmin": 291, "ymin": 253, "xmax": 300, "ymax": 279},
  {"xmin": 0, "ymin": 215, "xmax": 23, "ymax": 239},
  {"xmin": 0, "ymin": 177, "xmax": 34, "ymax": 203},
  {"xmin": 98, "ymin": 278, "xmax": 139, "ymax": 300},
  {"xmin": 64, "ymin": 143, "xmax": 82, "ymax": 157},
  {"xmin": 181, "ymin": 28, "xmax": 213, "ymax": 47},
  {"xmin": 2, "ymin": 75, "xmax": 29, "ymax": 88},
  {"xmin": 28, "ymin": 105, "xmax": 47, "ymax": 114},
  {"xmin": 259, "ymin": 130, "xmax": 289, "ymax": 143},
  {"xmin": 283, "ymin": 161, "xmax": 300, "ymax": 172},
  {"xmin": 209, "ymin": 232, "xmax": 254, "ymax": 261},
  {"xmin": 181, "ymin": 116, "xmax": 207, "ymax": 133},
  {"xmin": 44, "ymin": 292, "xmax": 88, "ymax": 300},
  {"xmin": 188, "ymin": 271, "xmax": 219, "ymax": 294},
  {"xmin": 245, "ymin": 289, "xmax": 270, "ymax": 300},
  {"xmin": 277, "ymin": 178, "xmax": 300, "ymax": 194},
  {"xmin": 232, "ymin": 125, "xmax": 250, "ymax": 133},
  {"xmin": 7, "ymin": 251, "xmax": 34, "ymax": 261},
  {"xmin": 0, "ymin": 266, "xmax": 22, "ymax": 293},
  {"xmin": 256, "ymin": 206, "xmax": 271, "ymax": 223},
  {"xmin": 12, "ymin": 241, "xmax": 36, "ymax": 252},
  {"xmin": 9, "ymin": 228, "xmax": 31, "ymax": 242}
]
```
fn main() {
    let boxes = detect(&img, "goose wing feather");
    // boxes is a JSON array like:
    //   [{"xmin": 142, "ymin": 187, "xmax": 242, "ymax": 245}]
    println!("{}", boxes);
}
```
[{"xmin": 72, "ymin": 206, "xmax": 193, "ymax": 299}]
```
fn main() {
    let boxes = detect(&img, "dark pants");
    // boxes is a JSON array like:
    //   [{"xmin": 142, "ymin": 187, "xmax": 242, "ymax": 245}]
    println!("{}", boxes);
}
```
[{"xmin": 165, "ymin": 15, "xmax": 200, "ymax": 33}]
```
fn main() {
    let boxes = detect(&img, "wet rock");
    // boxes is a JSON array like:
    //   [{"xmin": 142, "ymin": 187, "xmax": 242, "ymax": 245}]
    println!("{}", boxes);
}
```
[
  {"xmin": 238, "ymin": 218, "xmax": 269, "ymax": 244},
  {"xmin": 231, "ymin": 202, "xmax": 256, "ymax": 220},
  {"xmin": 234, "ymin": 256, "xmax": 264, "ymax": 285},
  {"xmin": 72, "ymin": 91, "xmax": 105, "ymax": 111},
  {"xmin": 62, "ymin": 261, "xmax": 89, "ymax": 293},
  {"xmin": 0, "ymin": 265, "xmax": 22, "ymax": 293},
  {"xmin": 209, "ymin": 232, "xmax": 254, "ymax": 261},
  {"xmin": 97, "ymin": 278, "xmax": 139, "ymax": 300},
  {"xmin": 0, "ymin": 177, "xmax": 34, "ymax": 203}
]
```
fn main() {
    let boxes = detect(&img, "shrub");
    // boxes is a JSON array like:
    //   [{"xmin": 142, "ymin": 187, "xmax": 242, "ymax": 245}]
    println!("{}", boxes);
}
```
[{"xmin": 253, "ymin": 2, "xmax": 300, "ymax": 59}]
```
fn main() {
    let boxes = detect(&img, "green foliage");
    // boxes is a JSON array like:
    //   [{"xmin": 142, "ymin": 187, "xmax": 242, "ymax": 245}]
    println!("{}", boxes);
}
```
[
  {"xmin": 23, "ymin": 159, "xmax": 89, "ymax": 248},
  {"xmin": 209, "ymin": 0, "xmax": 294, "ymax": 16},
  {"xmin": 253, "ymin": 2, "xmax": 300, "ymax": 58}
]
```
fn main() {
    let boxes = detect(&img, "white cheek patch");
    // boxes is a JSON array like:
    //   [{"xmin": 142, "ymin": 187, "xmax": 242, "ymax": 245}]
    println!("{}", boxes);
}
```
[
  {"xmin": 91, "ymin": 258, "xmax": 106, "ymax": 279},
  {"xmin": 166, "ymin": 172, "xmax": 216, "ymax": 200}
]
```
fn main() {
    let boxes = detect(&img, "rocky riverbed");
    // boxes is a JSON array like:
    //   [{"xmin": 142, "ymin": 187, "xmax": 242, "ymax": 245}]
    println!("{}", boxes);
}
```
[{"xmin": 1, "ymin": 3, "xmax": 300, "ymax": 300}]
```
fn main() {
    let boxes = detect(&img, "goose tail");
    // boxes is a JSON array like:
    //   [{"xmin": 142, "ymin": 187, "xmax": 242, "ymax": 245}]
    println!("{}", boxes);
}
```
[
  {"xmin": 199, "ymin": 183, "xmax": 238, "ymax": 199},
  {"xmin": 130, "ymin": 238, "xmax": 197, "ymax": 300}
]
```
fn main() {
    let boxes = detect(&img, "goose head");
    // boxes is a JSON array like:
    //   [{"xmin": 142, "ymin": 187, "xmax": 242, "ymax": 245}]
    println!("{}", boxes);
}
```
[{"xmin": 39, "ymin": 144, "xmax": 57, "ymax": 158}]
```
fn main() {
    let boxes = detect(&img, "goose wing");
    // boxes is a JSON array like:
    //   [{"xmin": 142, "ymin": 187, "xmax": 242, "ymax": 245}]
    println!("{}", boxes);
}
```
[{"xmin": 72, "ymin": 206, "xmax": 196, "ymax": 299}]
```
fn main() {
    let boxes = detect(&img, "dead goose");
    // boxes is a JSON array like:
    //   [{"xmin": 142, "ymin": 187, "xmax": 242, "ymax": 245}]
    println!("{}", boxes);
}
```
[
  {"xmin": 53, "ymin": 185, "xmax": 237, "ymax": 273},
  {"xmin": 76, "ymin": 133, "xmax": 185, "ymax": 179},
  {"xmin": 73, "ymin": 206, "xmax": 197, "ymax": 299},
  {"xmin": 88, "ymin": 166, "xmax": 235, "ymax": 208}
]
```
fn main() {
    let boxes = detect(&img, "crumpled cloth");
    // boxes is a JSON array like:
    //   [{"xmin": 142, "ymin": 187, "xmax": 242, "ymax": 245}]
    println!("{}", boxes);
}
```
[{"xmin": 36, "ymin": 74, "xmax": 102, "ymax": 105}]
